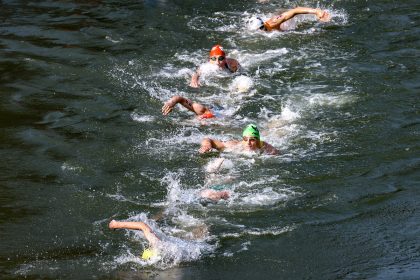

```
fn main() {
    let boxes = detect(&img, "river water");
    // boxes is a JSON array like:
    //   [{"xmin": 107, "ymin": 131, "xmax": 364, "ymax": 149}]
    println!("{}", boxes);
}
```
[{"xmin": 1, "ymin": 0, "xmax": 419, "ymax": 279}]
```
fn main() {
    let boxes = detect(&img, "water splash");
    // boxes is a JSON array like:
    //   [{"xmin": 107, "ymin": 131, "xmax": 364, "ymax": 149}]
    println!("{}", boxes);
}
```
[{"xmin": 111, "ymin": 213, "xmax": 215, "ymax": 269}]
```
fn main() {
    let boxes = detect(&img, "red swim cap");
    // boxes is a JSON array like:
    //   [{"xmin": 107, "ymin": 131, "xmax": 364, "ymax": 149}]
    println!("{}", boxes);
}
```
[
  {"xmin": 209, "ymin": 45, "xmax": 226, "ymax": 57},
  {"xmin": 199, "ymin": 112, "xmax": 216, "ymax": 119}
]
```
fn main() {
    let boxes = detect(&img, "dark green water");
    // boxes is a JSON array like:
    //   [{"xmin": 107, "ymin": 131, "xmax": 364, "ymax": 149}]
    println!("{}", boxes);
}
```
[{"xmin": 1, "ymin": 0, "xmax": 419, "ymax": 279}]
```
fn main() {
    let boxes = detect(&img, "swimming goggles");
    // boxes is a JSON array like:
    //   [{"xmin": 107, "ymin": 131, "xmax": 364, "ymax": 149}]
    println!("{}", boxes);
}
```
[{"xmin": 210, "ymin": 56, "xmax": 225, "ymax": 61}]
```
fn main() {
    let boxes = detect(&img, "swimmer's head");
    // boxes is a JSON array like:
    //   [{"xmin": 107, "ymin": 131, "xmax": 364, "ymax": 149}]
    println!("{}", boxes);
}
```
[
  {"xmin": 209, "ymin": 45, "xmax": 226, "ymax": 57},
  {"xmin": 242, "ymin": 124, "xmax": 260, "ymax": 140},
  {"xmin": 247, "ymin": 17, "xmax": 265, "ymax": 31}
]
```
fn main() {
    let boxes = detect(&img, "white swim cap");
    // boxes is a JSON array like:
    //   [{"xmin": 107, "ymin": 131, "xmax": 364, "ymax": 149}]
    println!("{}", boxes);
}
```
[{"xmin": 247, "ymin": 17, "xmax": 265, "ymax": 31}]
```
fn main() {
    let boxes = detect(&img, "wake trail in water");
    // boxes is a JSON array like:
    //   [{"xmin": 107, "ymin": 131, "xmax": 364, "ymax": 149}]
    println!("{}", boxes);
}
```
[{"xmin": 103, "ymin": 2, "xmax": 354, "ymax": 269}]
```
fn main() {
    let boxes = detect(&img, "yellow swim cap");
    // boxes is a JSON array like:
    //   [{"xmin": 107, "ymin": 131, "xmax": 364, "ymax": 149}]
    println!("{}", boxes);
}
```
[{"xmin": 141, "ymin": 248, "xmax": 157, "ymax": 260}]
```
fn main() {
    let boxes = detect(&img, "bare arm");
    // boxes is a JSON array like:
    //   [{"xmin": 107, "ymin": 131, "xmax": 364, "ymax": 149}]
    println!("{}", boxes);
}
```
[
  {"xmin": 190, "ymin": 70, "xmax": 201, "ymax": 88},
  {"xmin": 264, "ymin": 7, "xmax": 330, "ymax": 29},
  {"xmin": 226, "ymin": 58, "xmax": 240, "ymax": 73},
  {"xmin": 199, "ymin": 138, "xmax": 227, "ymax": 154},
  {"xmin": 162, "ymin": 95, "xmax": 208, "ymax": 116},
  {"xmin": 281, "ymin": 7, "xmax": 328, "ymax": 21},
  {"xmin": 199, "ymin": 138, "xmax": 241, "ymax": 153},
  {"xmin": 109, "ymin": 220, "xmax": 160, "ymax": 247}
]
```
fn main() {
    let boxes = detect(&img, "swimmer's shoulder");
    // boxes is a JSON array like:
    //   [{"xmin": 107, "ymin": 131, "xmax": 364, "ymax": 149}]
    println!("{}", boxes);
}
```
[{"xmin": 261, "ymin": 141, "xmax": 280, "ymax": 155}]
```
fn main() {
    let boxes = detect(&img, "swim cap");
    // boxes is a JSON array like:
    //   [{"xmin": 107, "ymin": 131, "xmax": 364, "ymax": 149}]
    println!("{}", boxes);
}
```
[
  {"xmin": 209, "ymin": 45, "xmax": 225, "ymax": 57},
  {"xmin": 141, "ymin": 248, "xmax": 157, "ymax": 260},
  {"xmin": 242, "ymin": 124, "xmax": 260, "ymax": 139},
  {"xmin": 247, "ymin": 17, "xmax": 265, "ymax": 31},
  {"xmin": 200, "ymin": 112, "xmax": 216, "ymax": 119}
]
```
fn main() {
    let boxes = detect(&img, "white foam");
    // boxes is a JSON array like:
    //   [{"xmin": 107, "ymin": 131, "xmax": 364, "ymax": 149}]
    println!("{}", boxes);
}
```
[
  {"xmin": 61, "ymin": 162, "xmax": 82, "ymax": 172},
  {"xmin": 204, "ymin": 157, "xmax": 235, "ymax": 173},
  {"xmin": 171, "ymin": 212, "xmax": 205, "ymax": 228},
  {"xmin": 142, "ymin": 126, "xmax": 205, "ymax": 155},
  {"xmin": 328, "ymin": 9, "xmax": 349, "ymax": 25},
  {"xmin": 238, "ymin": 241, "xmax": 251, "ymax": 252},
  {"xmin": 198, "ymin": 62, "xmax": 220, "ymax": 75},
  {"xmin": 105, "ymin": 35, "xmax": 121, "ymax": 43},
  {"xmin": 159, "ymin": 172, "xmax": 200, "ymax": 206},
  {"xmin": 229, "ymin": 75, "xmax": 254, "ymax": 93},
  {"xmin": 221, "ymin": 225, "xmax": 295, "ymax": 238},
  {"xmin": 156, "ymin": 64, "xmax": 193, "ymax": 79},
  {"xmin": 130, "ymin": 112, "xmax": 155, "ymax": 123},
  {"xmin": 240, "ymin": 187, "xmax": 292, "ymax": 206},
  {"xmin": 306, "ymin": 93, "xmax": 354, "ymax": 107},
  {"xmin": 239, "ymin": 48, "xmax": 289, "ymax": 69}
]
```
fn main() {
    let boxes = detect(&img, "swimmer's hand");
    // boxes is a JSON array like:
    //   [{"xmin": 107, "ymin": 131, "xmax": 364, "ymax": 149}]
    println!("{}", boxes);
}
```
[
  {"xmin": 109, "ymin": 220, "xmax": 118, "ymax": 230},
  {"xmin": 199, "ymin": 139, "xmax": 212, "ymax": 154},
  {"xmin": 162, "ymin": 100, "xmax": 176, "ymax": 115},
  {"xmin": 226, "ymin": 59, "xmax": 240, "ymax": 73},
  {"xmin": 190, "ymin": 72, "xmax": 201, "ymax": 88},
  {"xmin": 190, "ymin": 80, "xmax": 200, "ymax": 88},
  {"xmin": 316, "ymin": 9, "xmax": 331, "ymax": 22},
  {"xmin": 199, "ymin": 144, "xmax": 212, "ymax": 154}
]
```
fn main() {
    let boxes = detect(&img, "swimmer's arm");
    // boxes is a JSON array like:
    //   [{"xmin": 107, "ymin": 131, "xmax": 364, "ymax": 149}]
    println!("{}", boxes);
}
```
[
  {"xmin": 199, "ymin": 138, "xmax": 227, "ymax": 153},
  {"xmin": 226, "ymin": 58, "xmax": 240, "ymax": 73},
  {"xmin": 162, "ymin": 95, "xmax": 208, "ymax": 116},
  {"xmin": 190, "ymin": 68, "xmax": 201, "ymax": 88},
  {"xmin": 263, "ymin": 142, "xmax": 279, "ymax": 155},
  {"xmin": 265, "ymin": 7, "xmax": 330, "ymax": 28},
  {"xmin": 109, "ymin": 220, "xmax": 160, "ymax": 247},
  {"xmin": 281, "ymin": 7, "xmax": 330, "ymax": 22},
  {"xmin": 224, "ymin": 140, "xmax": 241, "ymax": 149}
]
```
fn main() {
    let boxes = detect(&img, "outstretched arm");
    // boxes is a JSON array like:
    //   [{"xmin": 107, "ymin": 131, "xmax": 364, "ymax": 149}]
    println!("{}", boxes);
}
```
[
  {"xmin": 162, "ymin": 95, "xmax": 208, "ymax": 116},
  {"xmin": 109, "ymin": 220, "xmax": 160, "ymax": 247},
  {"xmin": 281, "ymin": 7, "xmax": 330, "ymax": 22},
  {"xmin": 264, "ymin": 7, "xmax": 330, "ymax": 29},
  {"xmin": 199, "ymin": 138, "xmax": 227, "ymax": 154},
  {"xmin": 190, "ymin": 70, "xmax": 201, "ymax": 88}
]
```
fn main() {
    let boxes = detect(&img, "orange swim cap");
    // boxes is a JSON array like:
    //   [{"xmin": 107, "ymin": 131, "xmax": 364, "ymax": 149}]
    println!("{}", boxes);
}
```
[
  {"xmin": 200, "ymin": 112, "xmax": 216, "ymax": 119},
  {"xmin": 209, "ymin": 45, "xmax": 226, "ymax": 57}
]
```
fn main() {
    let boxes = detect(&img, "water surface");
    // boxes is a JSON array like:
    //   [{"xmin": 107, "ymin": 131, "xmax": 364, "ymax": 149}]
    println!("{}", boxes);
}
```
[{"xmin": 0, "ymin": 0, "xmax": 419, "ymax": 279}]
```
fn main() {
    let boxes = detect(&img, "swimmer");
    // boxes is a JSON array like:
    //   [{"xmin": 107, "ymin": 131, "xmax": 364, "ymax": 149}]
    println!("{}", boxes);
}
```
[
  {"xmin": 109, "ymin": 218, "xmax": 210, "ymax": 259},
  {"xmin": 200, "ymin": 188, "xmax": 230, "ymax": 204},
  {"xmin": 190, "ymin": 45, "xmax": 240, "ymax": 88},
  {"xmin": 200, "ymin": 180, "xmax": 232, "ymax": 204},
  {"xmin": 199, "ymin": 124, "xmax": 279, "ymax": 155},
  {"xmin": 248, "ymin": 6, "xmax": 331, "ymax": 32},
  {"xmin": 162, "ymin": 95, "xmax": 216, "ymax": 119},
  {"xmin": 109, "ymin": 220, "xmax": 160, "ymax": 260}
]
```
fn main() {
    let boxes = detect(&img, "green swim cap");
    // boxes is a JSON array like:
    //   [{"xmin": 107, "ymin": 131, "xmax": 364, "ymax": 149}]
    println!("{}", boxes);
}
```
[{"xmin": 242, "ymin": 124, "xmax": 260, "ymax": 139}]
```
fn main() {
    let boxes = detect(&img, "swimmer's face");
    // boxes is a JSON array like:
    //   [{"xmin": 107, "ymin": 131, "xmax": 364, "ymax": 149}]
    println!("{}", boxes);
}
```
[
  {"xmin": 242, "ymin": 136, "xmax": 260, "ymax": 151},
  {"xmin": 209, "ymin": 55, "xmax": 226, "ymax": 67}
]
